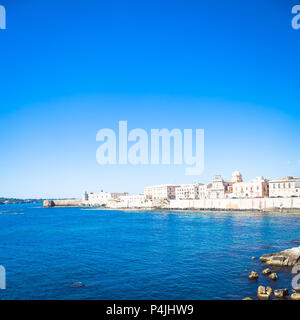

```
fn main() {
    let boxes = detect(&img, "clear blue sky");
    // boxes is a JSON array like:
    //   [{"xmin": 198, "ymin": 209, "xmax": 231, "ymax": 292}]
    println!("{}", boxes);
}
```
[{"xmin": 0, "ymin": 0, "xmax": 299, "ymax": 198}]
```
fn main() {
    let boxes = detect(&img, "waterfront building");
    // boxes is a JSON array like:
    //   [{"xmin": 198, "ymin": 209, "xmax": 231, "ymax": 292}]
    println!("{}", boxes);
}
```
[
  {"xmin": 175, "ymin": 184, "xmax": 200, "ymax": 200},
  {"xmin": 269, "ymin": 177, "xmax": 300, "ymax": 198},
  {"xmin": 144, "ymin": 184, "xmax": 179, "ymax": 200},
  {"xmin": 232, "ymin": 176, "xmax": 269, "ymax": 198}
]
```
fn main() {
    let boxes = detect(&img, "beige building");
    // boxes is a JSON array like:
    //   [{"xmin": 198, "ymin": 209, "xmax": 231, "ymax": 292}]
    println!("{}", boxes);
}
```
[
  {"xmin": 232, "ymin": 176, "xmax": 269, "ymax": 198},
  {"xmin": 269, "ymin": 177, "xmax": 300, "ymax": 198},
  {"xmin": 144, "ymin": 184, "xmax": 178, "ymax": 200},
  {"xmin": 175, "ymin": 184, "xmax": 200, "ymax": 200}
]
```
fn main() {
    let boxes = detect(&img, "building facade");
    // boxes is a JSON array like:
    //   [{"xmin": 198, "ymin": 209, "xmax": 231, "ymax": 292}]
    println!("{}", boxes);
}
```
[
  {"xmin": 198, "ymin": 184, "xmax": 207, "ymax": 199},
  {"xmin": 269, "ymin": 177, "xmax": 300, "ymax": 198},
  {"xmin": 144, "ymin": 184, "xmax": 179, "ymax": 200},
  {"xmin": 175, "ymin": 184, "xmax": 200, "ymax": 200}
]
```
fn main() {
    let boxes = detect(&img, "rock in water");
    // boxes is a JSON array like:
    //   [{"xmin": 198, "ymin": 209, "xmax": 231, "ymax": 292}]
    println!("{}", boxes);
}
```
[
  {"xmin": 259, "ymin": 246, "xmax": 300, "ymax": 267},
  {"xmin": 257, "ymin": 286, "xmax": 273, "ymax": 300},
  {"xmin": 269, "ymin": 273, "xmax": 278, "ymax": 281},
  {"xmin": 261, "ymin": 268, "xmax": 272, "ymax": 275},
  {"xmin": 248, "ymin": 271, "xmax": 259, "ymax": 280},
  {"xmin": 70, "ymin": 282, "xmax": 83, "ymax": 288},
  {"xmin": 274, "ymin": 289, "xmax": 288, "ymax": 298}
]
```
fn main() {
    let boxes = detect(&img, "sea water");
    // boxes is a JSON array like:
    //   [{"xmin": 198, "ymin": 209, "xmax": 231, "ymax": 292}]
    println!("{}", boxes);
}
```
[{"xmin": 0, "ymin": 203, "xmax": 299, "ymax": 300}]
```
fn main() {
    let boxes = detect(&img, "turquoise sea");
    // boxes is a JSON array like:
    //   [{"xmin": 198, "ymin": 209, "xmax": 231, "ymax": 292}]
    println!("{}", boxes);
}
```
[{"xmin": 0, "ymin": 203, "xmax": 299, "ymax": 300}]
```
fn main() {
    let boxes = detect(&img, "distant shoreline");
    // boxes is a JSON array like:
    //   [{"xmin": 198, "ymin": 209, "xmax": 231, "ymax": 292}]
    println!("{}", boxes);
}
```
[{"xmin": 42, "ymin": 204, "xmax": 300, "ymax": 215}]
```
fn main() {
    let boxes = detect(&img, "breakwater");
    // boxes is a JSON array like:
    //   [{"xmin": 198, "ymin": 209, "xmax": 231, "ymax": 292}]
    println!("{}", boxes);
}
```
[{"xmin": 169, "ymin": 197, "xmax": 300, "ymax": 211}]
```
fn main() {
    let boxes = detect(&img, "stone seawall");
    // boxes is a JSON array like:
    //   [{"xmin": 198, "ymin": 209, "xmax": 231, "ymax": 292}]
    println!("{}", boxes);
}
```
[
  {"xmin": 44, "ymin": 197, "xmax": 300, "ymax": 211},
  {"xmin": 43, "ymin": 199, "xmax": 82, "ymax": 207},
  {"xmin": 169, "ymin": 197, "xmax": 300, "ymax": 211}
]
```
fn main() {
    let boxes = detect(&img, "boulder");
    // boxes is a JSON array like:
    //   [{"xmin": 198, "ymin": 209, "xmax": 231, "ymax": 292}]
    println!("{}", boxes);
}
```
[
  {"xmin": 269, "ymin": 273, "xmax": 278, "ymax": 281},
  {"xmin": 43, "ymin": 200, "xmax": 54, "ymax": 207},
  {"xmin": 257, "ymin": 286, "xmax": 273, "ymax": 300},
  {"xmin": 248, "ymin": 271, "xmax": 259, "ymax": 280},
  {"xmin": 274, "ymin": 289, "xmax": 288, "ymax": 298},
  {"xmin": 260, "ymin": 246, "xmax": 300, "ymax": 267},
  {"xmin": 261, "ymin": 268, "xmax": 272, "ymax": 275}
]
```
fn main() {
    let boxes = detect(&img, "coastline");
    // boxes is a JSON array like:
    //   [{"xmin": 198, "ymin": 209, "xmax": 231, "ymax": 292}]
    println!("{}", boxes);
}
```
[{"xmin": 44, "ymin": 204, "xmax": 300, "ymax": 215}]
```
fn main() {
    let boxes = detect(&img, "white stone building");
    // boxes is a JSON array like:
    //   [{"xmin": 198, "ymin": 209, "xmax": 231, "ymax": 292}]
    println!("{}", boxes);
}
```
[
  {"xmin": 269, "ymin": 177, "xmax": 300, "ymax": 198},
  {"xmin": 144, "ymin": 184, "xmax": 179, "ymax": 200},
  {"xmin": 206, "ymin": 175, "xmax": 227, "ymax": 199},
  {"xmin": 86, "ymin": 191, "xmax": 112, "ymax": 205},
  {"xmin": 175, "ymin": 184, "xmax": 200, "ymax": 200},
  {"xmin": 84, "ymin": 191, "xmax": 128, "ymax": 205},
  {"xmin": 232, "ymin": 176, "xmax": 269, "ymax": 198}
]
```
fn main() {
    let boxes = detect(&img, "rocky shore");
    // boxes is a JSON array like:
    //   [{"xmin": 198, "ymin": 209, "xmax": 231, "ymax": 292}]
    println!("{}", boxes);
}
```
[
  {"xmin": 260, "ymin": 246, "xmax": 300, "ymax": 267},
  {"xmin": 242, "ymin": 246, "xmax": 300, "ymax": 300}
]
